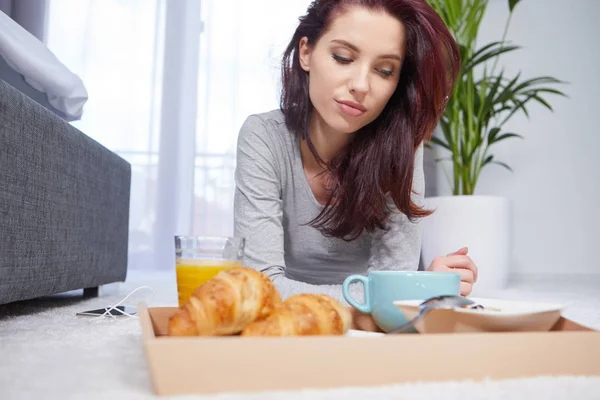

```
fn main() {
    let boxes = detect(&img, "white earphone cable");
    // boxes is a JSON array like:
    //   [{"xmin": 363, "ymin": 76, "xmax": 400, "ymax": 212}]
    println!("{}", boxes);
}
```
[{"xmin": 88, "ymin": 285, "xmax": 155, "ymax": 322}]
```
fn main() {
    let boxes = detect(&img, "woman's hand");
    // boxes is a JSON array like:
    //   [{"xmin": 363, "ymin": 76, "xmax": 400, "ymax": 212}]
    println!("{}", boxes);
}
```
[{"xmin": 426, "ymin": 247, "xmax": 478, "ymax": 296}]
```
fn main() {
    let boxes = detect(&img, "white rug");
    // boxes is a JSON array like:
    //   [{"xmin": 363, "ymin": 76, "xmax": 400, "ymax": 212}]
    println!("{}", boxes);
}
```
[{"xmin": 1, "ymin": 270, "xmax": 599, "ymax": 400}]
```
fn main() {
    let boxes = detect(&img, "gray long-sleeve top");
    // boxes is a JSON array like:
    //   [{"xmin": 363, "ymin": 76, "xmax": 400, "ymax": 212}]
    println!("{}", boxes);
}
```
[{"xmin": 233, "ymin": 109, "xmax": 425, "ymax": 305}]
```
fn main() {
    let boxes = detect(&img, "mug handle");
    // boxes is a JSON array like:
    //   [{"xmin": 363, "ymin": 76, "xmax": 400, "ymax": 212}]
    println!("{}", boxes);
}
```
[{"xmin": 342, "ymin": 274, "xmax": 372, "ymax": 314}]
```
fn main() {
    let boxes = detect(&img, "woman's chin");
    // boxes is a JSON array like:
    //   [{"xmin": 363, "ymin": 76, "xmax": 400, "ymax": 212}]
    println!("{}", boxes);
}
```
[{"xmin": 325, "ymin": 114, "xmax": 365, "ymax": 135}]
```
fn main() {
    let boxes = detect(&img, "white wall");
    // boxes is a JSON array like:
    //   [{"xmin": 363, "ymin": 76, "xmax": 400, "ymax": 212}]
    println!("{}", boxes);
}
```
[{"xmin": 434, "ymin": 0, "xmax": 600, "ymax": 276}]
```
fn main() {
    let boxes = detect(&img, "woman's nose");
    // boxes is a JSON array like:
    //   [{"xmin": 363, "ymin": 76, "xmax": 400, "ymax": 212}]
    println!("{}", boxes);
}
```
[{"xmin": 349, "ymin": 68, "xmax": 369, "ymax": 98}]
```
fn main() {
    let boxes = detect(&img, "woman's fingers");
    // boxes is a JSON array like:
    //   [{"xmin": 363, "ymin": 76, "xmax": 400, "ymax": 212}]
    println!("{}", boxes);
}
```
[
  {"xmin": 453, "ymin": 267, "xmax": 475, "ymax": 283},
  {"xmin": 460, "ymin": 281, "xmax": 473, "ymax": 296},
  {"xmin": 347, "ymin": 306, "xmax": 383, "ymax": 332},
  {"xmin": 432, "ymin": 255, "xmax": 478, "ymax": 282},
  {"xmin": 430, "ymin": 261, "xmax": 474, "ymax": 285},
  {"xmin": 444, "ymin": 246, "xmax": 476, "ymax": 296},
  {"xmin": 428, "ymin": 252, "xmax": 479, "ymax": 293},
  {"xmin": 436, "ymin": 255, "xmax": 475, "ymax": 269},
  {"xmin": 447, "ymin": 247, "xmax": 468, "ymax": 256}
]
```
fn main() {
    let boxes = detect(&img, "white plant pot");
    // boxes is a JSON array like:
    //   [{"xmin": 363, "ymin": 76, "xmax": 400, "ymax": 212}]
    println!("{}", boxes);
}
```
[{"xmin": 420, "ymin": 195, "xmax": 511, "ymax": 296}]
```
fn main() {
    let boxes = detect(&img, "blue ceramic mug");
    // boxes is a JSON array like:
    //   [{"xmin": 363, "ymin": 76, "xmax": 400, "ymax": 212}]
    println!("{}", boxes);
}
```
[{"xmin": 342, "ymin": 271, "xmax": 461, "ymax": 332}]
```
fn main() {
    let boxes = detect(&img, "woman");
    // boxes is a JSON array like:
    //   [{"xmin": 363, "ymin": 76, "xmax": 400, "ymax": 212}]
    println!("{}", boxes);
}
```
[{"xmin": 233, "ymin": 0, "xmax": 478, "ymax": 304}]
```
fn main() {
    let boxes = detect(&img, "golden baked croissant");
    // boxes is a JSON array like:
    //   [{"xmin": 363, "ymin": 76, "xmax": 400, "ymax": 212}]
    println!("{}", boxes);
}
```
[
  {"xmin": 241, "ymin": 293, "xmax": 352, "ymax": 336},
  {"xmin": 168, "ymin": 267, "xmax": 282, "ymax": 336}
]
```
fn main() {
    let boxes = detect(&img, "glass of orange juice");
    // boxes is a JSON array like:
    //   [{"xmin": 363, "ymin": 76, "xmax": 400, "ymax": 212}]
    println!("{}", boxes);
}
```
[{"xmin": 174, "ymin": 235, "xmax": 245, "ymax": 307}]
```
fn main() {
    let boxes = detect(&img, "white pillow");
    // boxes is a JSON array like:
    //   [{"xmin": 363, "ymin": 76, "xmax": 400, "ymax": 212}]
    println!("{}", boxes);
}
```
[{"xmin": 0, "ymin": 10, "xmax": 88, "ymax": 120}]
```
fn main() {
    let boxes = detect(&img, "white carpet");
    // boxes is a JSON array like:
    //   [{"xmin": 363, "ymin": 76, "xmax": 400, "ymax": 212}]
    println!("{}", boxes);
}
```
[{"xmin": 1, "ymin": 270, "xmax": 599, "ymax": 400}]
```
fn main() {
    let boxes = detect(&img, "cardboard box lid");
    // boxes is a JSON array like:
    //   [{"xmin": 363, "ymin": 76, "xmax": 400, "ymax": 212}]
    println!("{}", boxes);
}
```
[{"xmin": 138, "ymin": 304, "xmax": 600, "ymax": 396}]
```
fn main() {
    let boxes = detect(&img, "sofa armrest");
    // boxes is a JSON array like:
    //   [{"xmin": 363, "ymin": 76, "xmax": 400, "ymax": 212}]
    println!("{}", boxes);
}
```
[{"xmin": 0, "ymin": 79, "xmax": 131, "ymax": 305}]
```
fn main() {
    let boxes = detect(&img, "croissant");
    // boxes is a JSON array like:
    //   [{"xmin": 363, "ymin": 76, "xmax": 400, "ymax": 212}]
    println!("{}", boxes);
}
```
[
  {"xmin": 241, "ymin": 293, "xmax": 352, "ymax": 336},
  {"xmin": 168, "ymin": 267, "xmax": 282, "ymax": 336}
]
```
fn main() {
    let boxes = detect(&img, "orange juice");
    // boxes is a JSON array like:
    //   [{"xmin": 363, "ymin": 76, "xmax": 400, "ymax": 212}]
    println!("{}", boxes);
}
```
[{"xmin": 175, "ymin": 259, "xmax": 241, "ymax": 306}]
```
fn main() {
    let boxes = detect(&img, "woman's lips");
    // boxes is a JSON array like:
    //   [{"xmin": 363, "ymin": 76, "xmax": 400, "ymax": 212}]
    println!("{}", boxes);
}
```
[{"xmin": 336, "ymin": 100, "xmax": 366, "ymax": 117}]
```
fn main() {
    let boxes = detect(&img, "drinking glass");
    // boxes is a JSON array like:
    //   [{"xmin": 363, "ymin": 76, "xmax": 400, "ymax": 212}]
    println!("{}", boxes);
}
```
[{"xmin": 174, "ymin": 236, "xmax": 245, "ymax": 307}]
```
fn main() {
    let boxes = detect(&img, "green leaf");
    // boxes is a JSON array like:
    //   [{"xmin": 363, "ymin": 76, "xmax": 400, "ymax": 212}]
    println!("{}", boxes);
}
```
[
  {"xmin": 463, "ymin": 1, "xmax": 487, "ymax": 48},
  {"xmin": 489, "ymin": 133, "xmax": 524, "ymax": 145},
  {"xmin": 469, "ymin": 41, "xmax": 507, "ymax": 65},
  {"xmin": 495, "ymin": 72, "xmax": 522, "ymax": 104},
  {"xmin": 523, "ymin": 87, "xmax": 569, "ymax": 98},
  {"xmin": 531, "ymin": 94, "xmax": 553, "ymax": 111},
  {"xmin": 500, "ymin": 93, "xmax": 536, "ymax": 125},
  {"xmin": 483, "ymin": 155, "xmax": 494, "ymax": 166},
  {"xmin": 479, "ymin": 73, "xmax": 505, "ymax": 122},
  {"xmin": 445, "ymin": 0, "xmax": 459, "ymax": 28},
  {"xmin": 512, "ymin": 76, "xmax": 565, "ymax": 95},
  {"xmin": 529, "ymin": 88, "xmax": 568, "ymax": 97},
  {"xmin": 508, "ymin": 0, "xmax": 521, "ymax": 12},
  {"xmin": 487, "ymin": 127, "xmax": 501, "ymax": 143},
  {"xmin": 463, "ymin": 44, "xmax": 520, "ymax": 75},
  {"xmin": 492, "ymin": 161, "xmax": 514, "ymax": 172},
  {"xmin": 429, "ymin": 136, "xmax": 451, "ymax": 151},
  {"xmin": 439, "ymin": 117, "xmax": 455, "ymax": 148},
  {"xmin": 520, "ymin": 102, "xmax": 531, "ymax": 118}
]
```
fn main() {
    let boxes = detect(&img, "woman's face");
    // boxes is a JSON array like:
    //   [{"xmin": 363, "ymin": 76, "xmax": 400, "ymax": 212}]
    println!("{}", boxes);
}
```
[{"xmin": 299, "ymin": 6, "xmax": 406, "ymax": 135}]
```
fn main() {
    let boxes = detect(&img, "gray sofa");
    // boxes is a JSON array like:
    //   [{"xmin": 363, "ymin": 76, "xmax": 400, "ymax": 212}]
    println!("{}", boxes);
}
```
[{"xmin": 0, "ymin": 78, "xmax": 131, "ymax": 305}]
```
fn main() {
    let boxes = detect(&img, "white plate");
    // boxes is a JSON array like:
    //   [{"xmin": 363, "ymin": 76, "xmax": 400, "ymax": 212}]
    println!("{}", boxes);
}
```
[
  {"xmin": 393, "ymin": 297, "xmax": 566, "ymax": 334},
  {"xmin": 345, "ymin": 329, "xmax": 384, "ymax": 338}
]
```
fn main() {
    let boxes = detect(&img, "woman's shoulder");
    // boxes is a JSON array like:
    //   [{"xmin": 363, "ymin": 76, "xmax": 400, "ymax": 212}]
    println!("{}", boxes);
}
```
[
  {"xmin": 240, "ymin": 109, "xmax": 285, "ymax": 135},
  {"xmin": 238, "ymin": 109, "xmax": 295, "ymax": 153},
  {"xmin": 247, "ymin": 108, "xmax": 286, "ymax": 124}
]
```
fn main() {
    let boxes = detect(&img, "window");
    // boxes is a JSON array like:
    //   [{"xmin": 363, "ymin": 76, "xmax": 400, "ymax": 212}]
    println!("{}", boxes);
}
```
[{"xmin": 46, "ymin": 0, "xmax": 313, "ymax": 269}]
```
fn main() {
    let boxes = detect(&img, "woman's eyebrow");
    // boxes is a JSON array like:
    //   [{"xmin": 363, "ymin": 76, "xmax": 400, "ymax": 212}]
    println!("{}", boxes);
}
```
[{"xmin": 330, "ymin": 39, "xmax": 402, "ymax": 61}]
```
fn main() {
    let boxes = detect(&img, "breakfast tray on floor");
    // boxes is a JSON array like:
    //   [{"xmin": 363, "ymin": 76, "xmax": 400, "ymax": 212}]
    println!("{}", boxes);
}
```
[{"xmin": 138, "ymin": 303, "xmax": 600, "ymax": 396}]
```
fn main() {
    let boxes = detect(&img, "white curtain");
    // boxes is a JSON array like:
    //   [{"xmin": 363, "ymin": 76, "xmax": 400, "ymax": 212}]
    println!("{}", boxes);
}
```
[{"xmin": 45, "ymin": 0, "xmax": 313, "ymax": 270}]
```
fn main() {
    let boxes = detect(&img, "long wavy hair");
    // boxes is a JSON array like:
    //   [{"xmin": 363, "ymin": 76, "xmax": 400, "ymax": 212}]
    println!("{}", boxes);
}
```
[{"xmin": 280, "ymin": 0, "xmax": 460, "ymax": 240}]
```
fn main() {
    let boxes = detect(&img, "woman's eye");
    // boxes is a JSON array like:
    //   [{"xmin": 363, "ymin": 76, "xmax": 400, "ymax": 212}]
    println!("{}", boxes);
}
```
[
  {"xmin": 379, "ymin": 68, "xmax": 394, "ymax": 77},
  {"xmin": 332, "ymin": 54, "xmax": 352, "ymax": 64}
]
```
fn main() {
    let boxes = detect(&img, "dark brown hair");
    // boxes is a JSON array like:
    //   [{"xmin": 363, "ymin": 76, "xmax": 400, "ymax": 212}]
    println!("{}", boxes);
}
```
[{"xmin": 280, "ymin": 0, "xmax": 460, "ymax": 240}]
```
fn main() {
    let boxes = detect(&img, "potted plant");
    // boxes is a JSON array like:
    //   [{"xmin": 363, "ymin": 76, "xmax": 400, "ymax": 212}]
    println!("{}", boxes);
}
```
[{"xmin": 421, "ymin": 0, "xmax": 567, "ymax": 294}]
